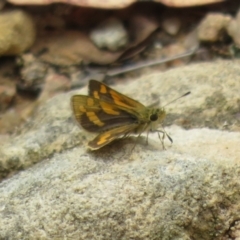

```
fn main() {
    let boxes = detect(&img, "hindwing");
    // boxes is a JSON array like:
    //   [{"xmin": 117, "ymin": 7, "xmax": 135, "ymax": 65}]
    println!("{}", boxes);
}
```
[{"xmin": 88, "ymin": 123, "xmax": 139, "ymax": 149}]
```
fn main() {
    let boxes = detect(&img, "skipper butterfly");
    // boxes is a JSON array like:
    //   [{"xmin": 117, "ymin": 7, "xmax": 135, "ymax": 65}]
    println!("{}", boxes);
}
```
[{"xmin": 71, "ymin": 80, "xmax": 190, "ymax": 150}]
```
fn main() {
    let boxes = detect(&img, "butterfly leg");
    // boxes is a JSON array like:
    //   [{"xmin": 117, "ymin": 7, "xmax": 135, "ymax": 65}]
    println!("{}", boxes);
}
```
[
  {"xmin": 156, "ymin": 128, "xmax": 172, "ymax": 150},
  {"xmin": 121, "ymin": 132, "xmax": 130, "ymax": 139},
  {"xmin": 146, "ymin": 130, "xmax": 150, "ymax": 145},
  {"xmin": 157, "ymin": 128, "xmax": 172, "ymax": 144},
  {"xmin": 128, "ymin": 124, "xmax": 149, "ymax": 153},
  {"xmin": 130, "ymin": 131, "xmax": 144, "ymax": 153},
  {"xmin": 157, "ymin": 130, "xmax": 165, "ymax": 150}
]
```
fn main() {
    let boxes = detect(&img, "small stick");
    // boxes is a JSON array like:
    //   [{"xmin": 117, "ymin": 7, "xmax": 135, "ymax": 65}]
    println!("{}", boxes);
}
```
[{"xmin": 107, "ymin": 47, "xmax": 202, "ymax": 77}]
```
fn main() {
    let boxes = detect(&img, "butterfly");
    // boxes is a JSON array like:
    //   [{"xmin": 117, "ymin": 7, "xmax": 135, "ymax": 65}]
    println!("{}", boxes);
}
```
[{"xmin": 71, "ymin": 80, "xmax": 190, "ymax": 150}]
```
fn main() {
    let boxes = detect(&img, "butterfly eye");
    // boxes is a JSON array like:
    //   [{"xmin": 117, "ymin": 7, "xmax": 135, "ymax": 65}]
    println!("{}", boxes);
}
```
[{"xmin": 150, "ymin": 113, "xmax": 158, "ymax": 121}]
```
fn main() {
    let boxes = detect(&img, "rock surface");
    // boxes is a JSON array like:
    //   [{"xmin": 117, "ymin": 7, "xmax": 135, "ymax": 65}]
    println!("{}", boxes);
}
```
[
  {"xmin": 0, "ymin": 10, "xmax": 35, "ymax": 56},
  {"xmin": 0, "ymin": 60, "xmax": 240, "ymax": 239},
  {"xmin": 197, "ymin": 13, "xmax": 231, "ymax": 42},
  {"xmin": 90, "ymin": 17, "xmax": 129, "ymax": 51}
]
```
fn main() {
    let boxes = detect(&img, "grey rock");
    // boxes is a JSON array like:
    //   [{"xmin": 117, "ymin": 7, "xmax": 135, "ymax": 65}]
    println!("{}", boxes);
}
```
[
  {"xmin": 0, "ymin": 60, "xmax": 240, "ymax": 239},
  {"xmin": 162, "ymin": 17, "xmax": 181, "ymax": 36},
  {"xmin": 0, "ymin": 10, "xmax": 36, "ymax": 56},
  {"xmin": 197, "ymin": 13, "xmax": 231, "ymax": 42},
  {"xmin": 90, "ymin": 18, "xmax": 129, "ymax": 51}
]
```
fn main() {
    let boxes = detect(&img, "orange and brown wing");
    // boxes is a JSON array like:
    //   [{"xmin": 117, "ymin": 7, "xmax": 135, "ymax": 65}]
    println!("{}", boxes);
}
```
[
  {"xmin": 88, "ymin": 123, "xmax": 138, "ymax": 150},
  {"xmin": 71, "ymin": 95, "xmax": 138, "ymax": 132},
  {"xmin": 88, "ymin": 80, "xmax": 145, "ymax": 111}
]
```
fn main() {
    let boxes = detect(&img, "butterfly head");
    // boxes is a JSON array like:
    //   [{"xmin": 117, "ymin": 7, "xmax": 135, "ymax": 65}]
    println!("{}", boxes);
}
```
[{"xmin": 148, "ymin": 108, "xmax": 166, "ymax": 129}]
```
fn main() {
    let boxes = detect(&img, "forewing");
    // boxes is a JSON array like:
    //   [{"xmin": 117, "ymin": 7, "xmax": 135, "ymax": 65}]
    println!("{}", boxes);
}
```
[
  {"xmin": 71, "ymin": 95, "xmax": 138, "ymax": 132},
  {"xmin": 88, "ymin": 124, "xmax": 138, "ymax": 150},
  {"xmin": 88, "ymin": 80, "xmax": 145, "ymax": 111}
]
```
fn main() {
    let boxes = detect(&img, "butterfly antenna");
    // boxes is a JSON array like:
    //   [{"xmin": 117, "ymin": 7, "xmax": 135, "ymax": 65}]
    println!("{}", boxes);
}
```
[{"xmin": 163, "ymin": 91, "xmax": 191, "ymax": 107}]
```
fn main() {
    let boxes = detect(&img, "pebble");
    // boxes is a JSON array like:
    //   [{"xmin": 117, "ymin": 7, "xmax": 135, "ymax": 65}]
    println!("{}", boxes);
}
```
[
  {"xmin": 0, "ymin": 9, "xmax": 36, "ymax": 56},
  {"xmin": 90, "ymin": 17, "xmax": 129, "ymax": 51},
  {"xmin": 197, "ymin": 13, "xmax": 231, "ymax": 42}
]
